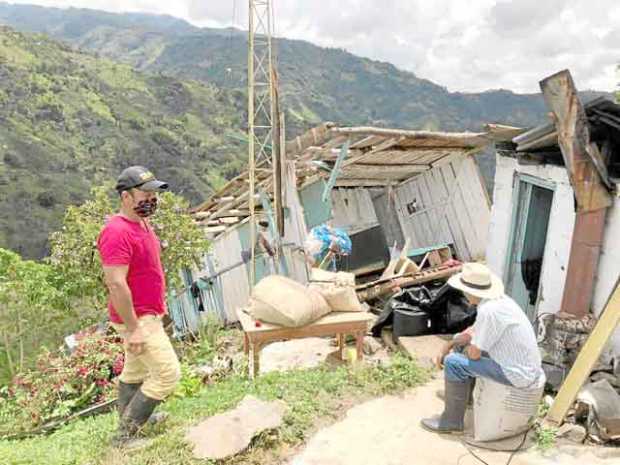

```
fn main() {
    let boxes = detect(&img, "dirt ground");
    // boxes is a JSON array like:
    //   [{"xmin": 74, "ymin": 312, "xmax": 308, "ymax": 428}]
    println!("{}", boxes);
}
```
[{"xmin": 287, "ymin": 377, "xmax": 620, "ymax": 465}]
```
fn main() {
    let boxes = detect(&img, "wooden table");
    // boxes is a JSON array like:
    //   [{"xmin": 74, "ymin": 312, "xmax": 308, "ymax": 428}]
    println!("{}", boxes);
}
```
[{"xmin": 236, "ymin": 309, "xmax": 375, "ymax": 378}]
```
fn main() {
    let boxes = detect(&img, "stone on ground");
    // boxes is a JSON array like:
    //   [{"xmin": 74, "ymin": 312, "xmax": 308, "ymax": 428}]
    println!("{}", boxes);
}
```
[
  {"xmin": 396, "ymin": 334, "xmax": 450, "ymax": 369},
  {"xmin": 186, "ymin": 395, "xmax": 286, "ymax": 460},
  {"xmin": 259, "ymin": 337, "xmax": 336, "ymax": 373}
]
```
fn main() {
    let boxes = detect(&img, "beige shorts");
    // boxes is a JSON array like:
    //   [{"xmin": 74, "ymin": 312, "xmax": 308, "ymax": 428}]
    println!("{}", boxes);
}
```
[{"xmin": 111, "ymin": 315, "xmax": 181, "ymax": 400}]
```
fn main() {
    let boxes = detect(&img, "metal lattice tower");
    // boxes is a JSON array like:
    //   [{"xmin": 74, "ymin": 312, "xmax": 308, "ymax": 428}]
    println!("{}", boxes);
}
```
[{"xmin": 248, "ymin": 0, "xmax": 276, "ymax": 285}]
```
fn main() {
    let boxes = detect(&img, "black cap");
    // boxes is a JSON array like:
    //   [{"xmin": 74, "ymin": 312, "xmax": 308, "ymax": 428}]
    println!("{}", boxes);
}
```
[{"xmin": 115, "ymin": 166, "xmax": 168, "ymax": 193}]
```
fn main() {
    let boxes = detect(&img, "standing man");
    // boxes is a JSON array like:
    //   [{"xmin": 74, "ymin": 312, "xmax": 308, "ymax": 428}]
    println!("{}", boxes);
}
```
[
  {"xmin": 421, "ymin": 262, "xmax": 543, "ymax": 434},
  {"xmin": 97, "ymin": 166, "xmax": 181, "ymax": 446}
]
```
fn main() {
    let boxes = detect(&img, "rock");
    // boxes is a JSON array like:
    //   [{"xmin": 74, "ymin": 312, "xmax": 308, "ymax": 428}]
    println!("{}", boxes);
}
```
[
  {"xmin": 186, "ymin": 395, "xmax": 287, "ymax": 460},
  {"xmin": 557, "ymin": 423, "xmax": 587, "ymax": 443},
  {"xmin": 396, "ymin": 335, "xmax": 450, "ymax": 370},
  {"xmin": 195, "ymin": 364, "xmax": 215, "ymax": 378},
  {"xmin": 542, "ymin": 362, "xmax": 567, "ymax": 390},
  {"xmin": 260, "ymin": 337, "xmax": 335, "ymax": 373},
  {"xmin": 363, "ymin": 337, "xmax": 382, "ymax": 355},
  {"xmin": 590, "ymin": 371, "xmax": 620, "ymax": 389}
]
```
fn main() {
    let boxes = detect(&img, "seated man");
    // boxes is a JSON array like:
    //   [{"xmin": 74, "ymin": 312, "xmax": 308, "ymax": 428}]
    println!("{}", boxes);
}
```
[{"xmin": 421, "ymin": 262, "xmax": 543, "ymax": 434}]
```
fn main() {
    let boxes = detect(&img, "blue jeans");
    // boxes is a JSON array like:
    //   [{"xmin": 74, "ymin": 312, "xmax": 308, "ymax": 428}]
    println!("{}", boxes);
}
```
[{"xmin": 444, "ymin": 352, "xmax": 513, "ymax": 386}]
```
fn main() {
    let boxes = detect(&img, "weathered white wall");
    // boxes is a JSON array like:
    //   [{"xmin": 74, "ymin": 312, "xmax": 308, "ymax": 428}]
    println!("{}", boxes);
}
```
[
  {"xmin": 595, "ymin": 201, "xmax": 620, "ymax": 364},
  {"xmin": 487, "ymin": 154, "xmax": 620, "ymax": 319},
  {"xmin": 394, "ymin": 155, "xmax": 491, "ymax": 261},
  {"xmin": 591, "ymin": 201, "xmax": 620, "ymax": 316},
  {"xmin": 486, "ymin": 155, "xmax": 575, "ymax": 316},
  {"xmin": 488, "ymin": 154, "xmax": 620, "ymax": 359}
]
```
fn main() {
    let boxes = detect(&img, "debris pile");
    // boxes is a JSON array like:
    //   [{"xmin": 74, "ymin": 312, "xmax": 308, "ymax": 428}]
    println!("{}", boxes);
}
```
[{"xmin": 539, "ymin": 313, "xmax": 620, "ymax": 445}]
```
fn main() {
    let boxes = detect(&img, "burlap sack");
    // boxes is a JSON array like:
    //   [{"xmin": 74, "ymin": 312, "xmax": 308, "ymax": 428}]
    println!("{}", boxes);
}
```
[
  {"xmin": 309, "ymin": 269, "xmax": 362, "ymax": 312},
  {"xmin": 310, "ymin": 268, "xmax": 355, "ymax": 287},
  {"xmin": 312, "ymin": 283, "xmax": 363, "ymax": 312},
  {"xmin": 250, "ymin": 275, "xmax": 331, "ymax": 327}
]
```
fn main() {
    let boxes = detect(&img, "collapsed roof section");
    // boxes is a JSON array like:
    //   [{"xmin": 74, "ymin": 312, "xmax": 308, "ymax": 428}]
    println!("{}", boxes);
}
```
[{"xmin": 192, "ymin": 123, "xmax": 494, "ymax": 230}]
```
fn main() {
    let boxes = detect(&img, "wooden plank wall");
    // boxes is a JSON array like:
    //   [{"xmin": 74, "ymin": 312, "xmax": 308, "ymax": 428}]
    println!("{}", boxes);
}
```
[
  {"xmin": 394, "ymin": 156, "xmax": 490, "ymax": 261},
  {"xmin": 371, "ymin": 188, "xmax": 406, "ymax": 249},
  {"xmin": 331, "ymin": 188, "xmax": 379, "ymax": 235}
]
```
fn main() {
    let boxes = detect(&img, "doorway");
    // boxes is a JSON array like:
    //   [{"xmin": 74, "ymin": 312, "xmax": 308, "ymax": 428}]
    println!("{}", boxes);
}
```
[{"xmin": 505, "ymin": 175, "xmax": 554, "ymax": 321}]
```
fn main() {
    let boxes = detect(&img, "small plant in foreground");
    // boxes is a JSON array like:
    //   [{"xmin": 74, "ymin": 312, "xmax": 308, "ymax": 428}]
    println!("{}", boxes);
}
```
[
  {"xmin": 0, "ymin": 331, "xmax": 123, "ymax": 437},
  {"xmin": 534, "ymin": 423, "xmax": 558, "ymax": 451}
]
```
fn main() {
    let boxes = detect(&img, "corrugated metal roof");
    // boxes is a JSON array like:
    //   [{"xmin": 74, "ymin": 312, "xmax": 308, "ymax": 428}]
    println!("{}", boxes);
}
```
[{"xmin": 511, "ymin": 97, "xmax": 620, "ymax": 152}]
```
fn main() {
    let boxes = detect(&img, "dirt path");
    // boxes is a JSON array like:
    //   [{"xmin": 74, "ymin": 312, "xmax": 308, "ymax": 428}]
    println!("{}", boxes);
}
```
[{"xmin": 288, "ymin": 377, "xmax": 620, "ymax": 465}]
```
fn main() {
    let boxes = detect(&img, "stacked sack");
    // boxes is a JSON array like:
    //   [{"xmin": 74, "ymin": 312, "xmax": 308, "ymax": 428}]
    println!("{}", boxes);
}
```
[
  {"xmin": 248, "ymin": 270, "xmax": 364, "ymax": 328},
  {"xmin": 249, "ymin": 275, "xmax": 331, "ymax": 327},
  {"xmin": 309, "ymin": 268, "xmax": 363, "ymax": 313}
]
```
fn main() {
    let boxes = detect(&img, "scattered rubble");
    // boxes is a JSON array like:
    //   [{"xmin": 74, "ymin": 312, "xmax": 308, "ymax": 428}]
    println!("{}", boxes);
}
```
[
  {"xmin": 362, "ymin": 337, "xmax": 382, "ymax": 356},
  {"xmin": 557, "ymin": 423, "xmax": 587, "ymax": 444}
]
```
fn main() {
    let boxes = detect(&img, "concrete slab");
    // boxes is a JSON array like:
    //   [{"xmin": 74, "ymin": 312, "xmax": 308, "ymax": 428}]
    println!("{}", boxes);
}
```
[
  {"xmin": 289, "ymin": 377, "xmax": 620, "ymax": 465},
  {"xmin": 186, "ymin": 395, "xmax": 286, "ymax": 460},
  {"xmin": 397, "ymin": 334, "xmax": 451, "ymax": 369}
]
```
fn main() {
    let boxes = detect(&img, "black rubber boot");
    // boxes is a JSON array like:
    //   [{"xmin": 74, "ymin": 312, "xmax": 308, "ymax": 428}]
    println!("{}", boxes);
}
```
[
  {"xmin": 421, "ymin": 378, "xmax": 472, "ymax": 434},
  {"xmin": 117, "ymin": 381, "xmax": 142, "ymax": 417},
  {"xmin": 435, "ymin": 378, "xmax": 476, "ymax": 406},
  {"xmin": 112, "ymin": 390, "xmax": 162, "ymax": 448}
]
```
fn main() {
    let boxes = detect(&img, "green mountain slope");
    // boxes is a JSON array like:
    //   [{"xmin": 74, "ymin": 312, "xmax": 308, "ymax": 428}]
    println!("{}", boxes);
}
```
[
  {"xmin": 0, "ymin": 4, "xmax": 612, "ymax": 259},
  {"xmin": 0, "ymin": 26, "xmax": 246, "ymax": 258},
  {"xmin": 0, "ymin": 3, "xmax": 609, "ymax": 135}
]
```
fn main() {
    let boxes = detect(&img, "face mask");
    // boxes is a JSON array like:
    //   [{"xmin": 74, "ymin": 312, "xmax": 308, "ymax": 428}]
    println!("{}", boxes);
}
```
[{"xmin": 133, "ymin": 197, "xmax": 158, "ymax": 217}]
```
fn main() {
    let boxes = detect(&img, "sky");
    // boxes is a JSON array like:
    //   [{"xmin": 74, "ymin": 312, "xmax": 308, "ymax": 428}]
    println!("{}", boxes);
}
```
[{"xmin": 6, "ymin": 0, "xmax": 620, "ymax": 93}]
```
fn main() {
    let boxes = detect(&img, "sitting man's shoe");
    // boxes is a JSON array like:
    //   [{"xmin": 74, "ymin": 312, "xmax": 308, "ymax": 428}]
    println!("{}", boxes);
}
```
[{"xmin": 421, "ymin": 378, "xmax": 471, "ymax": 434}]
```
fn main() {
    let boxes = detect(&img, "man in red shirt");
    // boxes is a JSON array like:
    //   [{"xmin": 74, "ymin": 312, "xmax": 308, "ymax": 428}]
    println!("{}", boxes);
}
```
[{"xmin": 97, "ymin": 166, "xmax": 180, "ymax": 447}]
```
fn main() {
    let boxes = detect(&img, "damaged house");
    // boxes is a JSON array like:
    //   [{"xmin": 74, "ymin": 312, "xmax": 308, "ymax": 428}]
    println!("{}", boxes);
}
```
[
  {"xmin": 188, "ymin": 124, "xmax": 495, "ymax": 323},
  {"xmin": 485, "ymin": 72, "xmax": 620, "ymax": 395}
]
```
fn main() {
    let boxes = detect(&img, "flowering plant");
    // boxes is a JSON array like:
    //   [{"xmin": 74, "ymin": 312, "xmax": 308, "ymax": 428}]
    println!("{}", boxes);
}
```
[{"xmin": 0, "ymin": 330, "xmax": 124, "ymax": 436}]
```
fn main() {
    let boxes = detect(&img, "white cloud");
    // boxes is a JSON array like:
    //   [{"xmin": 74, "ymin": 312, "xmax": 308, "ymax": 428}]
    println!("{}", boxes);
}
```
[{"xmin": 5, "ymin": 0, "xmax": 620, "ymax": 93}]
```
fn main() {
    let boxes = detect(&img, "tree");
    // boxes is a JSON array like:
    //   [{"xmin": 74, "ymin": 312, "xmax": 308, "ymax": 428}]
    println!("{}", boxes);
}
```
[
  {"xmin": 0, "ymin": 185, "xmax": 208, "ymax": 384},
  {"xmin": 0, "ymin": 249, "xmax": 66, "ymax": 379},
  {"xmin": 48, "ymin": 184, "xmax": 209, "ymax": 309}
]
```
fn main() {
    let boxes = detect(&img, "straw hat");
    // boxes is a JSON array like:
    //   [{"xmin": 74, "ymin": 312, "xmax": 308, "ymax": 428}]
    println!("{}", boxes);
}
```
[{"xmin": 447, "ymin": 262, "xmax": 504, "ymax": 300}]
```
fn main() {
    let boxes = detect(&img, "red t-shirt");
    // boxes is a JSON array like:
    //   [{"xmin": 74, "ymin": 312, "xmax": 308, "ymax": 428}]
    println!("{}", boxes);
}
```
[{"xmin": 97, "ymin": 215, "xmax": 166, "ymax": 324}]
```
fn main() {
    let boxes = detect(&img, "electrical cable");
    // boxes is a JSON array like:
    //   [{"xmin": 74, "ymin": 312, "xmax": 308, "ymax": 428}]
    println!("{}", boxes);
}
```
[
  {"xmin": 459, "ymin": 440, "xmax": 490, "ymax": 465},
  {"xmin": 458, "ymin": 424, "xmax": 533, "ymax": 465}
]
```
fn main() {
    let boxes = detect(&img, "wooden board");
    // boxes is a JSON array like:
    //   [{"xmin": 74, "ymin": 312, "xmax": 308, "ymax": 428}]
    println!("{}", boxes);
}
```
[
  {"xmin": 356, "ymin": 264, "xmax": 462, "ymax": 302},
  {"xmin": 546, "ymin": 279, "xmax": 620, "ymax": 425},
  {"xmin": 237, "ymin": 309, "xmax": 374, "ymax": 335}
]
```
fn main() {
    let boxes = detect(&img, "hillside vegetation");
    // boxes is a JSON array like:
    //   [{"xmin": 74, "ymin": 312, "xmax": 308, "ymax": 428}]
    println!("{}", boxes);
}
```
[
  {"xmin": 0, "ymin": 4, "xmax": 612, "ymax": 258},
  {"xmin": 0, "ymin": 26, "xmax": 246, "ymax": 258}
]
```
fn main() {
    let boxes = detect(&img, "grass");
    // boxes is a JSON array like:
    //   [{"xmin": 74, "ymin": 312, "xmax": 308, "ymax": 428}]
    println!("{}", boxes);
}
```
[
  {"xmin": 534, "ymin": 424, "xmax": 558, "ymax": 451},
  {"xmin": 0, "ymin": 333, "xmax": 428, "ymax": 465},
  {"xmin": 533, "ymin": 400, "xmax": 557, "ymax": 451}
]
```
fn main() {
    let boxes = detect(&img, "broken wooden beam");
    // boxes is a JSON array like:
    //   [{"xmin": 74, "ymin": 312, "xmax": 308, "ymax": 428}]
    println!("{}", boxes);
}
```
[
  {"xmin": 540, "ymin": 70, "xmax": 612, "ymax": 319},
  {"xmin": 540, "ymin": 69, "xmax": 612, "ymax": 212},
  {"xmin": 357, "ymin": 264, "xmax": 462, "ymax": 302},
  {"xmin": 546, "ymin": 277, "xmax": 620, "ymax": 426}
]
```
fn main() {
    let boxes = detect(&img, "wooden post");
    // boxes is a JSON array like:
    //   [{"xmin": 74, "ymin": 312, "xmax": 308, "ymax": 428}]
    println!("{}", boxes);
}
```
[
  {"xmin": 540, "ymin": 69, "xmax": 612, "ymax": 318},
  {"xmin": 546, "ymin": 278, "xmax": 620, "ymax": 425}
]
